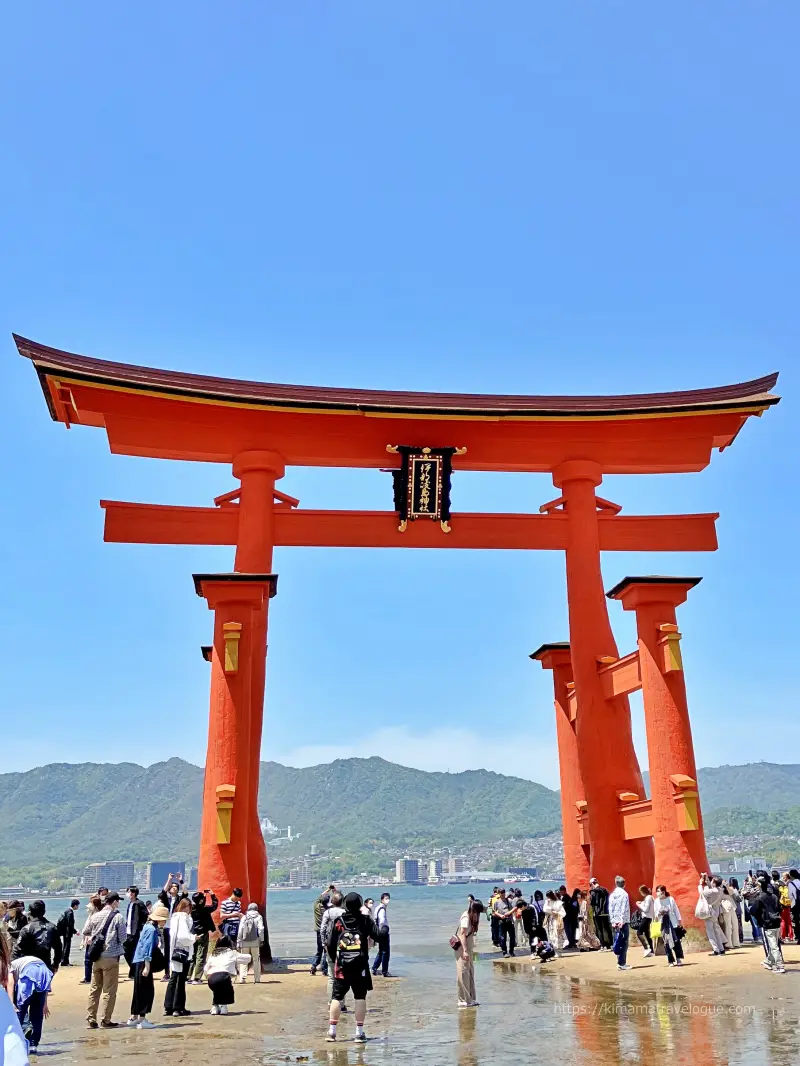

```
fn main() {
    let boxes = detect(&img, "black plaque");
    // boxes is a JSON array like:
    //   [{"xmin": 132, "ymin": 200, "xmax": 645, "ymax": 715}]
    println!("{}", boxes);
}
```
[{"xmin": 388, "ymin": 445, "xmax": 464, "ymax": 532}]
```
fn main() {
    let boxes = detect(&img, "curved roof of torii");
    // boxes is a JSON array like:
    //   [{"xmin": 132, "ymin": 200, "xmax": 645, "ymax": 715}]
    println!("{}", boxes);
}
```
[
  {"xmin": 15, "ymin": 334, "xmax": 779, "ymax": 420},
  {"xmin": 14, "ymin": 334, "xmax": 780, "ymax": 473}
]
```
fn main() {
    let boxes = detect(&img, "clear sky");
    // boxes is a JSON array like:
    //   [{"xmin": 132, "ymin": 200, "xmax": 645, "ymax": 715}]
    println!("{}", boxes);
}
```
[{"xmin": 1, "ymin": 2, "xmax": 797, "ymax": 787}]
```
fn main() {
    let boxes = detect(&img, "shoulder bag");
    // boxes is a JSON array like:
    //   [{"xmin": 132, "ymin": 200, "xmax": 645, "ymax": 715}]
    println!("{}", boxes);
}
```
[{"xmin": 87, "ymin": 912, "xmax": 117, "ymax": 963}]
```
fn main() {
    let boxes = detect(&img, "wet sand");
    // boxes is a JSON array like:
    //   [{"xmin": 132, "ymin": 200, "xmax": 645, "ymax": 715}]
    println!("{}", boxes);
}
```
[
  {"xmin": 498, "ymin": 937, "xmax": 800, "ymax": 993},
  {"xmin": 38, "ymin": 939, "xmax": 800, "ymax": 1065}
]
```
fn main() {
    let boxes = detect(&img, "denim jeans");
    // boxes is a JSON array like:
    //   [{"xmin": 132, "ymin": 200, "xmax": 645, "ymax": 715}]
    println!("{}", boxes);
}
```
[
  {"xmin": 17, "ymin": 990, "xmax": 46, "ymax": 1049},
  {"xmin": 312, "ymin": 931, "xmax": 328, "ymax": 974},
  {"xmin": 613, "ymin": 923, "xmax": 629, "ymax": 965}
]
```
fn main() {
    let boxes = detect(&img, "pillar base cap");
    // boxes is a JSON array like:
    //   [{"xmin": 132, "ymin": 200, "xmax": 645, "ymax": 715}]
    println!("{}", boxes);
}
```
[
  {"xmin": 606, "ymin": 575, "xmax": 701, "ymax": 601},
  {"xmin": 193, "ymin": 572, "xmax": 279, "ymax": 598}
]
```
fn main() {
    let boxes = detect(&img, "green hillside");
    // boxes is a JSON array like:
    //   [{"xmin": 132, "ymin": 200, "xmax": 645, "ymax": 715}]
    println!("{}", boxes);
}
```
[
  {"xmin": 1, "ymin": 757, "xmax": 799, "ymax": 877},
  {"xmin": 0, "ymin": 756, "xmax": 560, "ymax": 867}
]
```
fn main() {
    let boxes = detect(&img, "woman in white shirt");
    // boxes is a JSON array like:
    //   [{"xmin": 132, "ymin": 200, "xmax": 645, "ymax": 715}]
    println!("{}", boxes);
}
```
[
  {"xmin": 719, "ymin": 885, "xmax": 740, "ymax": 949},
  {"xmin": 163, "ymin": 900, "xmax": 196, "ymax": 1018},
  {"xmin": 204, "ymin": 936, "xmax": 252, "ymax": 1015},
  {"xmin": 543, "ymin": 891, "xmax": 567, "ymax": 956},
  {"xmin": 654, "ymin": 885, "xmax": 684, "ymax": 966},
  {"xmin": 455, "ymin": 899, "xmax": 484, "ymax": 1008},
  {"xmin": 635, "ymin": 885, "xmax": 655, "ymax": 957}
]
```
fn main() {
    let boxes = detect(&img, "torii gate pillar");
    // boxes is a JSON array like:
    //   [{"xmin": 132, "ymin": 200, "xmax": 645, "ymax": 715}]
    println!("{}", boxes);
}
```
[
  {"xmin": 554, "ymin": 460, "xmax": 653, "ymax": 891},
  {"xmin": 608, "ymin": 577, "xmax": 709, "ymax": 912},
  {"xmin": 531, "ymin": 643, "xmax": 590, "ymax": 889}
]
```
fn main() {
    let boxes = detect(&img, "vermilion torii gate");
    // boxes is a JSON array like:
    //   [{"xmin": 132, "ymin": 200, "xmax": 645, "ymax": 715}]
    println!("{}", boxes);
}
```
[{"xmin": 16, "ymin": 334, "xmax": 779, "ymax": 926}]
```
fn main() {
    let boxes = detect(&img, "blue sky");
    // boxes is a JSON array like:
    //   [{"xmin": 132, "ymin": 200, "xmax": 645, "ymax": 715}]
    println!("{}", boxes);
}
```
[{"xmin": 1, "ymin": 2, "xmax": 797, "ymax": 786}]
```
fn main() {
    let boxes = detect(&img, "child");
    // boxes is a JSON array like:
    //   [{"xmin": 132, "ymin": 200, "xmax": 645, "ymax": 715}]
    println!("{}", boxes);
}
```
[{"xmin": 203, "ymin": 936, "xmax": 251, "ymax": 1015}]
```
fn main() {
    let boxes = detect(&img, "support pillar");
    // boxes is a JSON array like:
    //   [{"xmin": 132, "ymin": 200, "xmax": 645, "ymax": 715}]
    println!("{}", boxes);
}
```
[
  {"xmin": 194, "ymin": 574, "xmax": 277, "ymax": 913},
  {"xmin": 553, "ymin": 460, "xmax": 653, "ymax": 891},
  {"xmin": 232, "ymin": 450, "xmax": 284, "ymax": 961},
  {"xmin": 608, "ymin": 576, "xmax": 709, "ymax": 920},
  {"xmin": 530, "ymin": 643, "xmax": 590, "ymax": 888}
]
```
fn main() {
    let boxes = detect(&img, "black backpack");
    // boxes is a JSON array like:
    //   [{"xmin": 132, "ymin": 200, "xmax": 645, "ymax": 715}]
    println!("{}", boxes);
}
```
[{"xmin": 335, "ymin": 916, "xmax": 364, "ymax": 970}]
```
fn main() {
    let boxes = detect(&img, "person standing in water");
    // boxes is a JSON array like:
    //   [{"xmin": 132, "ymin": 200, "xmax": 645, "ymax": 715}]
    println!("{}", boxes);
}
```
[
  {"xmin": 326, "ymin": 893, "xmax": 379, "ymax": 1044},
  {"xmin": 371, "ymin": 894, "xmax": 391, "ymax": 978},
  {"xmin": 456, "ymin": 898, "xmax": 484, "ymax": 1008}
]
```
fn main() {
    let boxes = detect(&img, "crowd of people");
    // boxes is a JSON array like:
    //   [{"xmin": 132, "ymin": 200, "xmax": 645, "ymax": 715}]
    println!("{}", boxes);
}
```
[
  {"xmin": 2, "ymin": 864, "xmax": 799, "ymax": 1055},
  {"xmin": 477, "ymin": 867, "xmax": 800, "ymax": 977},
  {"xmin": 0, "ymin": 874, "xmax": 267, "ymax": 1054}
]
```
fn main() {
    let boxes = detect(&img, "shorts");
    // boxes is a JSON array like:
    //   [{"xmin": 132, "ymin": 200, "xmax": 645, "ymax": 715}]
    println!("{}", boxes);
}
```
[{"xmin": 331, "ymin": 965, "xmax": 372, "ymax": 1002}]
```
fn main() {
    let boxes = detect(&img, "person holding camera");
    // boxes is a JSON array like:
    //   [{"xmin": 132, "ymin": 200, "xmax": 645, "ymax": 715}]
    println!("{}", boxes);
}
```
[{"xmin": 188, "ymin": 888, "xmax": 218, "ymax": 984}]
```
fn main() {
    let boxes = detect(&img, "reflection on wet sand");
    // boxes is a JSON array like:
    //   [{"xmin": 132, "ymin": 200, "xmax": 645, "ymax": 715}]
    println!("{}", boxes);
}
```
[{"xmin": 457, "ymin": 1006, "xmax": 478, "ymax": 1066}]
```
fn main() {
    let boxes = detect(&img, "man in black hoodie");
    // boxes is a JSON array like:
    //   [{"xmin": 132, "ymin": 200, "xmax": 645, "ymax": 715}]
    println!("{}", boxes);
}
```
[
  {"xmin": 748, "ymin": 876, "xmax": 785, "ymax": 973},
  {"xmin": 12, "ymin": 900, "xmax": 63, "ymax": 973},
  {"xmin": 326, "ymin": 892, "xmax": 379, "ymax": 1044}
]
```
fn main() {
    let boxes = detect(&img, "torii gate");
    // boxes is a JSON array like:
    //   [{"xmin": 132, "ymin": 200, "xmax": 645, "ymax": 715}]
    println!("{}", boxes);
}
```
[{"xmin": 16, "ymin": 334, "xmax": 779, "ymax": 929}]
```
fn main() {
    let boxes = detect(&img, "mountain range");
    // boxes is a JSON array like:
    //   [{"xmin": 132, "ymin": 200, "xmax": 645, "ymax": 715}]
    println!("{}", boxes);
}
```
[{"xmin": 0, "ymin": 757, "xmax": 797, "ymax": 870}]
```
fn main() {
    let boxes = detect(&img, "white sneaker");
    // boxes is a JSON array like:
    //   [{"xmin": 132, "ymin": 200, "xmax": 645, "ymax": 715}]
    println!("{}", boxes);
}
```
[
  {"xmin": 618, "ymin": 964, "xmax": 631, "ymax": 970},
  {"xmin": 210, "ymin": 1005, "xmax": 219, "ymax": 1015},
  {"xmin": 126, "ymin": 1018, "xmax": 138, "ymax": 1027},
  {"xmin": 775, "ymin": 968, "xmax": 786, "ymax": 974},
  {"xmin": 137, "ymin": 1019, "xmax": 156, "ymax": 1029},
  {"xmin": 642, "ymin": 950, "xmax": 653, "ymax": 958},
  {"xmin": 220, "ymin": 1005, "xmax": 229, "ymax": 1015},
  {"xmin": 458, "ymin": 1001, "xmax": 469, "ymax": 1008},
  {"xmin": 676, "ymin": 960, "xmax": 683, "ymax": 966}
]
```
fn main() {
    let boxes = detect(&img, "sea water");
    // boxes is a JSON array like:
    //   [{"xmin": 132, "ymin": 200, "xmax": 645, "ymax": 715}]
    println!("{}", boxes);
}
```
[{"xmin": 29, "ymin": 883, "xmax": 800, "ymax": 1065}]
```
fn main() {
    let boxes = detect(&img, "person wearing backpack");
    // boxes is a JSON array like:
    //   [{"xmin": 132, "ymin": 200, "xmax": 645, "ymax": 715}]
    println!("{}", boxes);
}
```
[
  {"xmin": 236, "ymin": 904, "xmax": 265, "ymax": 983},
  {"xmin": 56, "ymin": 900, "xmax": 80, "ymax": 967},
  {"xmin": 127, "ymin": 902, "xmax": 169, "ymax": 1029},
  {"xmin": 326, "ymin": 892, "xmax": 379, "ymax": 1044},
  {"xmin": 748, "ymin": 876, "xmax": 785, "ymax": 973}
]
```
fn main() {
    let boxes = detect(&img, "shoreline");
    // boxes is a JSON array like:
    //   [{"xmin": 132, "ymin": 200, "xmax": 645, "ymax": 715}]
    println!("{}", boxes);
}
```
[{"xmin": 493, "ymin": 937, "xmax": 800, "ymax": 994}]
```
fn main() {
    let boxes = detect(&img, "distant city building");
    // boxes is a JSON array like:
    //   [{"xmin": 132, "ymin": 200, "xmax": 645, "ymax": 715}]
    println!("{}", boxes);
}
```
[
  {"xmin": 145, "ymin": 862, "xmax": 186, "ymax": 891},
  {"xmin": 429, "ymin": 860, "xmax": 443, "ymax": 878},
  {"xmin": 310, "ymin": 845, "xmax": 319, "ymax": 857},
  {"xmin": 289, "ymin": 862, "xmax": 312, "ymax": 888},
  {"xmin": 395, "ymin": 858, "xmax": 420, "ymax": 883},
  {"xmin": 83, "ymin": 861, "xmax": 135, "ymax": 893},
  {"xmin": 447, "ymin": 857, "xmax": 465, "ymax": 875},
  {"xmin": 186, "ymin": 866, "xmax": 199, "ymax": 891}
]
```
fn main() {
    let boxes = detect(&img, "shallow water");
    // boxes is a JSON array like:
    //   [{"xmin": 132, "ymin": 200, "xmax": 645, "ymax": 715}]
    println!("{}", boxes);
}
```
[{"xmin": 30, "ymin": 884, "xmax": 800, "ymax": 1064}]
